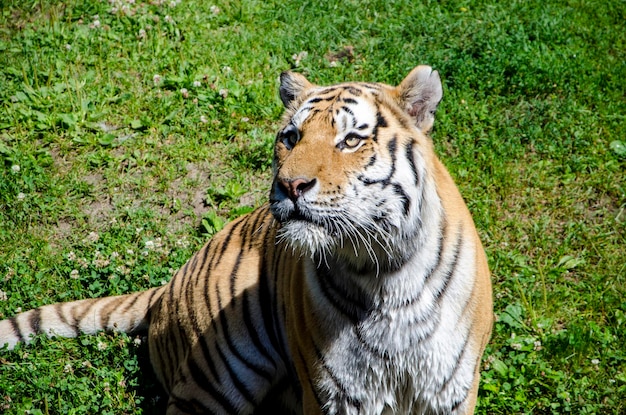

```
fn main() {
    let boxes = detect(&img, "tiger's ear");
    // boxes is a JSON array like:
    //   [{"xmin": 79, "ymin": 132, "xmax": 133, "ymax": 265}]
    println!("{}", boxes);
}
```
[
  {"xmin": 396, "ymin": 65, "xmax": 443, "ymax": 133},
  {"xmin": 279, "ymin": 71, "xmax": 313, "ymax": 108}
]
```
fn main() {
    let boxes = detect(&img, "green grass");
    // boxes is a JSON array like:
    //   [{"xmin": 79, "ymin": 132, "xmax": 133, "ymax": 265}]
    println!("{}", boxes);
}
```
[{"xmin": 0, "ymin": 0, "xmax": 624, "ymax": 413}]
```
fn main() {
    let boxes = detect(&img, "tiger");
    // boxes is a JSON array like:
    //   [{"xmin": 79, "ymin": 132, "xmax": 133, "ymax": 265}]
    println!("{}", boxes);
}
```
[{"xmin": 0, "ymin": 65, "xmax": 493, "ymax": 415}]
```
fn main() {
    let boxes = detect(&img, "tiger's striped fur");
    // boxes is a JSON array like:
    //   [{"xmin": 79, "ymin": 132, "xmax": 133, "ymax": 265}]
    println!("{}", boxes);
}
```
[{"xmin": 0, "ymin": 66, "xmax": 493, "ymax": 415}]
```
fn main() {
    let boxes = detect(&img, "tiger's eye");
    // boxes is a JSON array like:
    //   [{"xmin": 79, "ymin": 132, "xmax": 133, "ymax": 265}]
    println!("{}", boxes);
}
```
[
  {"xmin": 279, "ymin": 125, "xmax": 300, "ymax": 150},
  {"xmin": 343, "ymin": 133, "xmax": 362, "ymax": 149}
]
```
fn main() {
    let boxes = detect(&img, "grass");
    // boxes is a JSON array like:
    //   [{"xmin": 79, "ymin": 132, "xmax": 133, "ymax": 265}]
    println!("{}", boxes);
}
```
[{"xmin": 0, "ymin": 0, "xmax": 624, "ymax": 413}]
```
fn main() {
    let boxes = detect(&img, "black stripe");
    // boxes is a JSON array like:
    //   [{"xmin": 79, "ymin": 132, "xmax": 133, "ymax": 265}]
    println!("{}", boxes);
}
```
[
  {"xmin": 247, "ymin": 208, "xmax": 268, "ymax": 250},
  {"xmin": 369, "ymin": 109, "xmax": 387, "ymax": 143},
  {"xmin": 340, "ymin": 105, "xmax": 355, "ymax": 117},
  {"xmin": 186, "ymin": 353, "xmax": 239, "ymax": 414},
  {"xmin": 241, "ymin": 290, "xmax": 277, "ymax": 368},
  {"xmin": 219, "ymin": 257, "xmax": 275, "ymax": 381},
  {"xmin": 357, "ymin": 135, "xmax": 397, "ymax": 187},
  {"xmin": 104, "ymin": 293, "xmax": 141, "ymax": 331},
  {"xmin": 439, "ymin": 327, "xmax": 472, "ymax": 394},
  {"xmin": 313, "ymin": 341, "xmax": 362, "ymax": 411},
  {"xmin": 392, "ymin": 183, "xmax": 411, "ymax": 216},
  {"xmin": 271, "ymin": 247, "xmax": 292, "ymax": 365},
  {"xmin": 55, "ymin": 303, "xmax": 78, "ymax": 336},
  {"xmin": 424, "ymin": 219, "xmax": 447, "ymax": 283},
  {"xmin": 214, "ymin": 218, "xmax": 245, "ymax": 268},
  {"xmin": 193, "ymin": 242, "xmax": 213, "ymax": 288},
  {"xmin": 387, "ymin": 135, "xmax": 397, "ymax": 158},
  {"xmin": 259, "ymin": 257, "xmax": 283, "ymax": 361},
  {"xmin": 405, "ymin": 140, "xmax": 419, "ymax": 185},
  {"xmin": 167, "ymin": 397, "xmax": 207, "ymax": 414},
  {"xmin": 308, "ymin": 95, "xmax": 336, "ymax": 103},
  {"xmin": 120, "ymin": 293, "xmax": 140, "ymax": 317},
  {"xmin": 190, "ymin": 262, "xmax": 222, "ymax": 385},
  {"xmin": 434, "ymin": 228, "xmax": 464, "ymax": 303},
  {"xmin": 73, "ymin": 301, "xmax": 101, "ymax": 332},
  {"xmin": 354, "ymin": 325, "xmax": 390, "ymax": 360},
  {"xmin": 145, "ymin": 287, "xmax": 161, "ymax": 312},
  {"xmin": 297, "ymin": 348, "xmax": 325, "ymax": 408},
  {"xmin": 389, "ymin": 226, "xmax": 444, "ymax": 311},
  {"xmin": 377, "ymin": 111, "xmax": 388, "ymax": 128},
  {"xmin": 231, "ymin": 214, "xmax": 255, "ymax": 296},
  {"xmin": 345, "ymin": 87, "xmax": 362, "ymax": 96},
  {"xmin": 318, "ymin": 87, "xmax": 339, "ymax": 95},
  {"xmin": 153, "ymin": 325, "xmax": 174, "ymax": 393},
  {"xmin": 30, "ymin": 308, "xmax": 42, "ymax": 334},
  {"xmin": 341, "ymin": 97, "xmax": 358, "ymax": 104},
  {"xmin": 451, "ymin": 397, "xmax": 465, "ymax": 412},
  {"xmin": 9, "ymin": 317, "xmax": 24, "ymax": 342},
  {"xmin": 316, "ymin": 268, "xmax": 367, "ymax": 324},
  {"xmin": 214, "ymin": 338, "xmax": 257, "ymax": 406}
]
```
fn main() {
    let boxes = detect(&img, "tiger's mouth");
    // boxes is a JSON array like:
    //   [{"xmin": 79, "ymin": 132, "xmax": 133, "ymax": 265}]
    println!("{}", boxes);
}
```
[
  {"xmin": 285, "ymin": 204, "xmax": 309, "ymax": 222},
  {"xmin": 270, "ymin": 199, "xmax": 322, "ymax": 228}
]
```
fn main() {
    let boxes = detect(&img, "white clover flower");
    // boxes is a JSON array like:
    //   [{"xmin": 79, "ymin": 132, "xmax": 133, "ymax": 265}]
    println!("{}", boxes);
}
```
[
  {"xmin": 85, "ymin": 231, "xmax": 99, "ymax": 243},
  {"xmin": 0, "ymin": 290, "xmax": 7, "ymax": 301},
  {"xmin": 138, "ymin": 29, "xmax": 146, "ymax": 39},
  {"xmin": 591, "ymin": 358, "xmax": 600, "ymax": 365},
  {"xmin": 164, "ymin": 15, "xmax": 173, "ymax": 23},
  {"xmin": 292, "ymin": 51, "xmax": 308, "ymax": 67},
  {"xmin": 70, "ymin": 269, "xmax": 80, "ymax": 279},
  {"xmin": 200, "ymin": 115, "xmax": 208, "ymax": 124},
  {"xmin": 145, "ymin": 240, "xmax": 155, "ymax": 249},
  {"xmin": 219, "ymin": 88, "xmax": 228, "ymax": 98},
  {"xmin": 97, "ymin": 341, "xmax": 107, "ymax": 351},
  {"xmin": 16, "ymin": 192, "xmax": 26, "ymax": 201},
  {"xmin": 210, "ymin": 5, "xmax": 220, "ymax": 14},
  {"xmin": 180, "ymin": 88, "xmax": 189, "ymax": 98},
  {"xmin": 193, "ymin": 80, "xmax": 201, "ymax": 88},
  {"xmin": 153, "ymin": 74, "xmax": 162, "ymax": 85},
  {"xmin": 11, "ymin": 165, "xmax": 20, "ymax": 173}
]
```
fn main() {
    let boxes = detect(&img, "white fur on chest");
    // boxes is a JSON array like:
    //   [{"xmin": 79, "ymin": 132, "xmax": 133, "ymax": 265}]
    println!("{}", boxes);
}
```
[{"xmin": 304, "ymin": 226, "xmax": 478, "ymax": 414}]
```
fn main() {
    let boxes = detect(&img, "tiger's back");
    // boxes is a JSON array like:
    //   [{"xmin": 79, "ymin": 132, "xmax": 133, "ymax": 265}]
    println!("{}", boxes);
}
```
[{"xmin": 0, "ymin": 66, "xmax": 492, "ymax": 415}]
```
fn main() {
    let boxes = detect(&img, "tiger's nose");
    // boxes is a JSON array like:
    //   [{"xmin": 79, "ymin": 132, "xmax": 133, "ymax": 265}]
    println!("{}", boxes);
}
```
[{"xmin": 279, "ymin": 178, "xmax": 317, "ymax": 202}]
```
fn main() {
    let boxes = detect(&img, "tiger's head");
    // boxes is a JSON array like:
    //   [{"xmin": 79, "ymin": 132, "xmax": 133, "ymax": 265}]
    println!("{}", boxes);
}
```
[{"xmin": 269, "ymin": 66, "xmax": 444, "ymax": 272}]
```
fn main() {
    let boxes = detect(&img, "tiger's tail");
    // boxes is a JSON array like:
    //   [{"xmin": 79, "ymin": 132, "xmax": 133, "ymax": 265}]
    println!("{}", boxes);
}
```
[{"xmin": 0, "ymin": 287, "xmax": 164, "ymax": 350}]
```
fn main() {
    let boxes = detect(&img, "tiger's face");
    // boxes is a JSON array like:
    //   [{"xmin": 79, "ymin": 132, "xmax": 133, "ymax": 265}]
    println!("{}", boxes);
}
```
[{"xmin": 270, "ymin": 67, "xmax": 443, "ymax": 271}]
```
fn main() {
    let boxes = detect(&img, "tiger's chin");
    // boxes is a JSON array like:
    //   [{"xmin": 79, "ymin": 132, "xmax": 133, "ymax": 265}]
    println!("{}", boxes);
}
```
[
  {"xmin": 277, "ymin": 219, "xmax": 338, "ymax": 258},
  {"xmin": 278, "ymin": 217, "xmax": 404, "ymax": 275}
]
